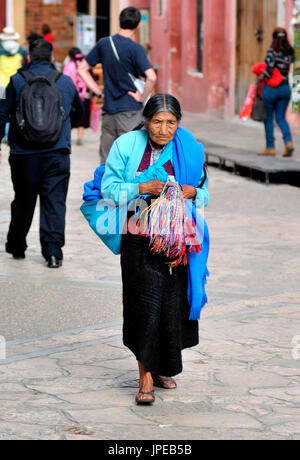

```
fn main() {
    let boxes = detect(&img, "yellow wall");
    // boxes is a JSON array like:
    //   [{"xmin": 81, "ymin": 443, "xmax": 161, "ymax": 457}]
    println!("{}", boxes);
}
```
[{"xmin": 13, "ymin": 0, "xmax": 26, "ymax": 48}]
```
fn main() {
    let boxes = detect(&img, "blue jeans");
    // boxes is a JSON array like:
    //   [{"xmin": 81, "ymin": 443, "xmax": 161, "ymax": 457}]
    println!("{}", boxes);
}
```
[{"xmin": 261, "ymin": 83, "xmax": 292, "ymax": 148}]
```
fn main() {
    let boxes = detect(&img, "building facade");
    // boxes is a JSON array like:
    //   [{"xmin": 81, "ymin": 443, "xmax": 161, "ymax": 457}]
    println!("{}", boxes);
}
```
[
  {"xmin": 2, "ymin": 0, "xmax": 112, "ymax": 62},
  {"xmin": 125, "ymin": 0, "xmax": 296, "ymax": 119},
  {"xmin": 1, "ymin": 0, "xmax": 298, "ymax": 121}
]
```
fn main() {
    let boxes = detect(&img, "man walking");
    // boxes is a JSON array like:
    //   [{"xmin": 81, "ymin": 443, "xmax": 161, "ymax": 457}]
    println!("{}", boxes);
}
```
[
  {"xmin": 78, "ymin": 6, "xmax": 157, "ymax": 163},
  {"xmin": 0, "ymin": 39, "xmax": 83, "ymax": 268}
]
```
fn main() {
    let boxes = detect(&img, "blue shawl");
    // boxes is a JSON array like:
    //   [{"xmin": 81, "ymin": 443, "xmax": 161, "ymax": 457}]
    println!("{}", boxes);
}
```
[
  {"xmin": 81, "ymin": 127, "xmax": 209, "ymax": 320},
  {"xmin": 172, "ymin": 128, "xmax": 210, "ymax": 320}
]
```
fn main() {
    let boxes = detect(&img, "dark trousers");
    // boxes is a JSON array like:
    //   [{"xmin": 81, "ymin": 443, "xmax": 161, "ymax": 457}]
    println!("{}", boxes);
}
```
[{"xmin": 6, "ymin": 152, "xmax": 70, "ymax": 260}]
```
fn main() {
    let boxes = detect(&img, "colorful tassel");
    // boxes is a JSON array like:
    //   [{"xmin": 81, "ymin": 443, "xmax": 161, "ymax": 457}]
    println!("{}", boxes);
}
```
[{"xmin": 138, "ymin": 183, "xmax": 202, "ymax": 267}]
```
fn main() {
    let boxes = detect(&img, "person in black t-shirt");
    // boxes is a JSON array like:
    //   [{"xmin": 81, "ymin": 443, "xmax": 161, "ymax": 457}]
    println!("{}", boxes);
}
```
[
  {"xmin": 257, "ymin": 27, "xmax": 295, "ymax": 158},
  {"xmin": 78, "ymin": 7, "xmax": 157, "ymax": 164}
]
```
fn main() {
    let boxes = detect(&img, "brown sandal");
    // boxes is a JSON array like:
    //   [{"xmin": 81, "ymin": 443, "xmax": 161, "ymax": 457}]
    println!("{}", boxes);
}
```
[
  {"xmin": 151, "ymin": 374, "xmax": 177, "ymax": 389},
  {"xmin": 135, "ymin": 390, "xmax": 155, "ymax": 405}
]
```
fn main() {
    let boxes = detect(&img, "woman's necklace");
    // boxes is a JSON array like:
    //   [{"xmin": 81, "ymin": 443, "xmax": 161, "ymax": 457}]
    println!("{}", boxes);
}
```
[{"xmin": 149, "ymin": 139, "xmax": 166, "ymax": 165}]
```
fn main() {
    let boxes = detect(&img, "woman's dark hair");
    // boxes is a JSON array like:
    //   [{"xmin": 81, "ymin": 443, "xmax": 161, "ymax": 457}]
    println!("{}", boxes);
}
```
[
  {"xmin": 29, "ymin": 39, "xmax": 53, "ymax": 61},
  {"xmin": 119, "ymin": 7, "xmax": 141, "ymax": 30},
  {"xmin": 69, "ymin": 46, "xmax": 84, "ymax": 62},
  {"xmin": 271, "ymin": 27, "xmax": 295, "ymax": 55},
  {"xmin": 134, "ymin": 94, "xmax": 182, "ymax": 131},
  {"xmin": 143, "ymin": 93, "xmax": 182, "ymax": 122},
  {"xmin": 134, "ymin": 93, "xmax": 207, "ymax": 181}
]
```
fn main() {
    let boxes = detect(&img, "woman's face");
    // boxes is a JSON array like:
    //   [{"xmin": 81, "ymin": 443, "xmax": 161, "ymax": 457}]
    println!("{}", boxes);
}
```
[{"xmin": 147, "ymin": 111, "xmax": 178, "ymax": 146}]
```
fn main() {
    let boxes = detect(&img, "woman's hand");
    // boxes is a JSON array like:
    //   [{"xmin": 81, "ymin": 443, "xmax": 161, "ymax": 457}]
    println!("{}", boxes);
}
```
[
  {"xmin": 180, "ymin": 185, "xmax": 197, "ymax": 200},
  {"xmin": 139, "ymin": 180, "xmax": 165, "ymax": 196}
]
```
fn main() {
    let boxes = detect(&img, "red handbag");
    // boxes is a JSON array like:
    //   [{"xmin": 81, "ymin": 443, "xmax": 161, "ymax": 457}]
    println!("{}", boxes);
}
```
[{"xmin": 252, "ymin": 62, "xmax": 283, "ymax": 87}]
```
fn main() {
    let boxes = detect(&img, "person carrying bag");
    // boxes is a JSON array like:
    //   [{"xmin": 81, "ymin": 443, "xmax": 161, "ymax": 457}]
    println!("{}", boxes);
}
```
[
  {"xmin": 251, "ymin": 83, "xmax": 267, "ymax": 122},
  {"xmin": 255, "ymin": 28, "xmax": 295, "ymax": 157}
]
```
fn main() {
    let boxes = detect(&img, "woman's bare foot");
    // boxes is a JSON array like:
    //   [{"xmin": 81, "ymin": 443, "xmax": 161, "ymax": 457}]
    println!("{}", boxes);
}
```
[
  {"xmin": 136, "ymin": 362, "xmax": 155, "ymax": 404},
  {"xmin": 152, "ymin": 373, "xmax": 177, "ymax": 389}
]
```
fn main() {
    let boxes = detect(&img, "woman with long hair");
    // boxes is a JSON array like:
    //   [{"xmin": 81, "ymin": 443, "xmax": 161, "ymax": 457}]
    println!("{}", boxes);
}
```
[
  {"xmin": 42, "ymin": 24, "xmax": 54, "ymax": 46},
  {"xmin": 63, "ymin": 47, "xmax": 90, "ymax": 146},
  {"xmin": 81, "ymin": 94, "xmax": 210, "ymax": 404},
  {"xmin": 258, "ymin": 27, "xmax": 295, "ymax": 157}
]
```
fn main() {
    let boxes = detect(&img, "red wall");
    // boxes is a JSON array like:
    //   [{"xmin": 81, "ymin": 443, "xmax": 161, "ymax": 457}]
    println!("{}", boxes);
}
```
[
  {"xmin": 150, "ymin": 0, "xmax": 231, "ymax": 114},
  {"xmin": 26, "ymin": 0, "xmax": 77, "ymax": 62},
  {"xmin": 0, "ymin": 0, "xmax": 6, "ymax": 32},
  {"xmin": 128, "ymin": 0, "xmax": 150, "ymax": 8},
  {"xmin": 126, "ymin": 0, "xmax": 296, "ymax": 120}
]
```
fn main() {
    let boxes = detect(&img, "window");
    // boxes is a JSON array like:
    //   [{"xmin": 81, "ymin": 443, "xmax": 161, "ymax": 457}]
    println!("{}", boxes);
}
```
[{"xmin": 197, "ymin": 0, "xmax": 203, "ymax": 72}]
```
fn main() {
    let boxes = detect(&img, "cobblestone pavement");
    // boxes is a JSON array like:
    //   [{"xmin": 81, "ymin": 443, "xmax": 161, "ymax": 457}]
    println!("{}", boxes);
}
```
[{"xmin": 0, "ymin": 116, "xmax": 299, "ymax": 440}]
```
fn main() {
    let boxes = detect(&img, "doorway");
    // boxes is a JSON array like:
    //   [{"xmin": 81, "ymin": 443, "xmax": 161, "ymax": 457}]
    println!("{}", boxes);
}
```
[
  {"xmin": 97, "ymin": 0, "xmax": 110, "ymax": 40},
  {"xmin": 77, "ymin": 0, "xmax": 89, "ymax": 14},
  {"xmin": 235, "ymin": 0, "xmax": 278, "ymax": 113}
]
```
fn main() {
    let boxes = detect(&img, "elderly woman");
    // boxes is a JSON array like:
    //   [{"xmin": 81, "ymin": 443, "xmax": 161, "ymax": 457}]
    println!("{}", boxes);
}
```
[{"xmin": 81, "ymin": 94, "xmax": 209, "ymax": 405}]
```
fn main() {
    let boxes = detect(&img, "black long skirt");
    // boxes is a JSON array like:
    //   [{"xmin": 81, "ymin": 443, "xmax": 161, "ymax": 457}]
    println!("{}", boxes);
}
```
[{"xmin": 121, "ymin": 233, "xmax": 199, "ymax": 377}]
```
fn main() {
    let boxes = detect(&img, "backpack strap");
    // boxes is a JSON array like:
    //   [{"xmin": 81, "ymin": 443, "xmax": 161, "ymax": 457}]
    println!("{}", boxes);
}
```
[
  {"xmin": 19, "ymin": 70, "xmax": 36, "ymax": 84},
  {"xmin": 45, "ymin": 70, "xmax": 62, "ymax": 84},
  {"xmin": 19, "ymin": 69, "xmax": 61, "ymax": 85}
]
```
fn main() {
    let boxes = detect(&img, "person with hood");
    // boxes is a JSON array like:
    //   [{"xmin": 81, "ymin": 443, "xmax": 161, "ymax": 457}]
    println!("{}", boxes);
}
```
[
  {"xmin": 0, "ymin": 26, "xmax": 27, "ymax": 142},
  {"xmin": 0, "ymin": 26, "xmax": 27, "ymax": 94}
]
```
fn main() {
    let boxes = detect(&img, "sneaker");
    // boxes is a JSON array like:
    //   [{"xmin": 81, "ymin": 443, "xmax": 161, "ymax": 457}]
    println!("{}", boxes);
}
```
[{"xmin": 77, "ymin": 139, "xmax": 83, "ymax": 146}]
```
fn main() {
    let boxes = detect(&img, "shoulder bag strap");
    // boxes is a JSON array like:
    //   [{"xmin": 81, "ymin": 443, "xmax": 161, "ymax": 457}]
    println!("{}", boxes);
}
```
[
  {"xmin": 109, "ymin": 36, "xmax": 121, "ymax": 62},
  {"xmin": 109, "ymin": 36, "xmax": 137, "ymax": 86}
]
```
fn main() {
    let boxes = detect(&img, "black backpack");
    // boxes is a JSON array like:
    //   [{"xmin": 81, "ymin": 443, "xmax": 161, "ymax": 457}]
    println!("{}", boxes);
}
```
[{"xmin": 16, "ymin": 70, "xmax": 66, "ymax": 146}]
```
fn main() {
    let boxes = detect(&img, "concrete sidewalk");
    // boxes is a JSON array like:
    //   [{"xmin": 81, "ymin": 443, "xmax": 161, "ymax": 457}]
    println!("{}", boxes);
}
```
[
  {"xmin": 0, "ymin": 118, "xmax": 300, "ymax": 440},
  {"xmin": 181, "ymin": 112, "xmax": 300, "ymax": 163}
]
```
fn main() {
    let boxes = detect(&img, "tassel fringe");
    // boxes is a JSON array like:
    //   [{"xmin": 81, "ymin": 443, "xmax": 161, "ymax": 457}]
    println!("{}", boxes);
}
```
[{"xmin": 138, "ymin": 183, "xmax": 201, "ymax": 267}]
